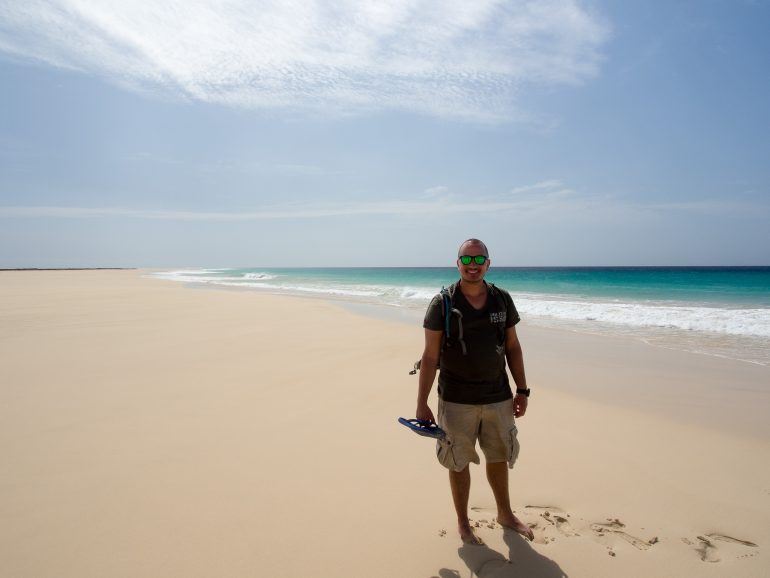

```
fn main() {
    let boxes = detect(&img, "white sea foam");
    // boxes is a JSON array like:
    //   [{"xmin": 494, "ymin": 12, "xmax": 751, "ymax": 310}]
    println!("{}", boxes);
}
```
[
  {"xmin": 514, "ymin": 296, "xmax": 770, "ymax": 338},
  {"xmin": 243, "ymin": 272, "xmax": 277, "ymax": 280},
  {"xmin": 151, "ymin": 270, "xmax": 218, "ymax": 283},
  {"xmin": 154, "ymin": 269, "xmax": 223, "ymax": 278},
  {"xmin": 397, "ymin": 286, "xmax": 439, "ymax": 301},
  {"xmin": 154, "ymin": 270, "xmax": 364, "ymax": 295},
  {"xmin": 247, "ymin": 281, "xmax": 382, "ymax": 297},
  {"xmin": 152, "ymin": 269, "xmax": 276, "ymax": 284}
]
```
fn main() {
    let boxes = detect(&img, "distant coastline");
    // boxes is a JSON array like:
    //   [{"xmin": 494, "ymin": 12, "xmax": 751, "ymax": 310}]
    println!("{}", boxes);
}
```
[{"xmin": 0, "ymin": 268, "xmax": 137, "ymax": 271}]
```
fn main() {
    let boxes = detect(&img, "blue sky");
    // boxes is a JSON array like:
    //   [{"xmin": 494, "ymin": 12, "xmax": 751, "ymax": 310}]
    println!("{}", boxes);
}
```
[{"xmin": 0, "ymin": 0, "xmax": 768, "ymax": 267}]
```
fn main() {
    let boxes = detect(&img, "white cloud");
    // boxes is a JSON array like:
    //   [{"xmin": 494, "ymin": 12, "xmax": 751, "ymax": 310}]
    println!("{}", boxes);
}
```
[
  {"xmin": 3, "ymin": 182, "xmax": 767, "ymax": 222},
  {"xmin": 0, "ymin": 184, "xmax": 604, "ymax": 223},
  {"xmin": 422, "ymin": 185, "xmax": 449, "ymax": 198},
  {"xmin": 636, "ymin": 200, "xmax": 770, "ymax": 215},
  {"xmin": 0, "ymin": 0, "xmax": 609, "ymax": 121},
  {"xmin": 508, "ymin": 179, "xmax": 564, "ymax": 194},
  {"xmin": 0, "ymin": 201, "xmax": 544, "ymax": 220}
]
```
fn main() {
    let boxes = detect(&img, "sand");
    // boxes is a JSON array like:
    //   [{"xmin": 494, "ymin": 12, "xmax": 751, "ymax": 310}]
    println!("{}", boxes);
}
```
[{"xmin": 1, "ymin": 269, "xmax": 767, "ymax": 578}]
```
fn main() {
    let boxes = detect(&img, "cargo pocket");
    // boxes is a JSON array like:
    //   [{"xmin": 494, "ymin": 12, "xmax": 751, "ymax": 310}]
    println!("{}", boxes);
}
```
[
  {"xmin": 507, "ymin": 423, "xmax": 521, "ymax": 468},
  {"xmin": 436, "ymin": 436, "xmax": 458, "ymax": 471}
]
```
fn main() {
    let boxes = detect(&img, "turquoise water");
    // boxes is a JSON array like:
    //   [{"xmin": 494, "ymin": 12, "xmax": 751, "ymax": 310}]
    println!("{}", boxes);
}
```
[
  {"xmin": 215, "ymin": 266, "xmax": 770, "ymax": 305},
  {"xmin": 153, "ymin": 266, "xmax": 770, "ymax": 364}
]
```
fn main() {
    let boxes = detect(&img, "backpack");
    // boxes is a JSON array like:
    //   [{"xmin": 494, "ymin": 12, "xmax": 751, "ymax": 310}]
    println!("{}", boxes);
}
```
[{"xmin": 409, "ymin": 282, "xmax": 508, "ymax": 375}]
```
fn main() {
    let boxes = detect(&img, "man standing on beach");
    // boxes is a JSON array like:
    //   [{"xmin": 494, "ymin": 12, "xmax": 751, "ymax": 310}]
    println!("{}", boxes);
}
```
[{"xmin": 416, "ymin": 238, "xmax": 533, "ymax": 545}]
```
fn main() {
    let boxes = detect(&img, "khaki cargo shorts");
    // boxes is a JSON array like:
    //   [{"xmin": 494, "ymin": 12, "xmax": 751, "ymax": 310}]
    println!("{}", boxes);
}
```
[{"xmin": 436, "ymin": 398, "xmax": 520, "ymax": 472}]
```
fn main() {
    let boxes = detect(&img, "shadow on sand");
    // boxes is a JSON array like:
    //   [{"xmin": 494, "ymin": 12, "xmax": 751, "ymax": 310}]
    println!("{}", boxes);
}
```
[{"xmin": 434, "ymin": 528, "xmax": 567, "ymax": 578}]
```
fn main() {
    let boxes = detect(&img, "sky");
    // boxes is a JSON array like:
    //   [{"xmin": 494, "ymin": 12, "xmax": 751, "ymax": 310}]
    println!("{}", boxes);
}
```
[{"xmin": 0, "ymin": 0, "xmax": 768, "ymax": 267}]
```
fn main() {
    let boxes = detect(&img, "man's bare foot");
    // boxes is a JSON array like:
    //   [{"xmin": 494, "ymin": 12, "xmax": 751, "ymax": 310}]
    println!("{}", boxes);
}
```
[
  {"xmin": 497, "ymin": 512, "xmax": 535, "ymax": 541},
  {"xmin": 459, "ymin": 522, "xmax": 485, "ymax": 545}
]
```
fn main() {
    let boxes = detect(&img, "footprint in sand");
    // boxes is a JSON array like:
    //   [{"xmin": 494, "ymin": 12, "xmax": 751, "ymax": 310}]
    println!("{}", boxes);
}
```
[
  {"xmin": 524, "ymin": 505, "xmax": 565, "ymax": 514},
  {"xmin": 590, "ymin": 518, "xmax": 656, "ymax": 551},
  {"xmin": 693, "ymin": 533, "xmax": 758, "ymax": 563},
  {"xmin": 541, "ymin": 511, "xmax": 580, "ymax": 537},
  {"xmin": 523, "ymin": 505, "xmax": 580, "ymax": 543},
  {"xmin": 468, "ymin": 515, "xmax": 502, "ymax": 531}
]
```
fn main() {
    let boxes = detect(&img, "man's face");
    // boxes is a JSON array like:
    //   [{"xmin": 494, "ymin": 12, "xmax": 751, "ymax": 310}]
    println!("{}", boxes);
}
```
[{"xmin": 456, "ymin": 242, "xmax": 490, "ymax": 284}]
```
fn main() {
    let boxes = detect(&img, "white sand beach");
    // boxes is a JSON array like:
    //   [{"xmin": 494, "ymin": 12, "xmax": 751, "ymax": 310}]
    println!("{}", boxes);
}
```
[{"xmin": 1, "ymin": 270, "xmax": 767, "ymax": 577}]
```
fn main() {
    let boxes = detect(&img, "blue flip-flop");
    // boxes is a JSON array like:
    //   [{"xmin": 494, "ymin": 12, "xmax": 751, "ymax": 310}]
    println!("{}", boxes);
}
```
[{"xmin": 398, "ymin": 417, "xmax": 446, "ymax": 440}]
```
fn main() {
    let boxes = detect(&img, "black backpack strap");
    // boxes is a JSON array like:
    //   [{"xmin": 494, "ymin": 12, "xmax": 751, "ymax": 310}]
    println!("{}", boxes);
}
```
[
  {"xmin": 439, "ymin": 286, "xmax": 452, "ymax": 338},
  {"xmin": 440, "ymin": 282, "xmax": 467, "ymax": 355}
]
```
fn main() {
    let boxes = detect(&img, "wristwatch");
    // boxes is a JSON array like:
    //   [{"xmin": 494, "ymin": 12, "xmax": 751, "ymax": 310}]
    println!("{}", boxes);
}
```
[{"xmin": 516, "ymin": 388, "xmax": 531, "ymax": 397}]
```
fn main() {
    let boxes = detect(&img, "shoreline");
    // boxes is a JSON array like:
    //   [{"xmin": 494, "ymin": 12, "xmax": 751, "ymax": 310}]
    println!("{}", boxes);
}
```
[
  {"xmin": 1, "ymin": 269, "xmax": 767, "ymax": 577},
  {"xmin": 147, "ymin": 267, "xmax": 770, "ymax": 368},
  {"xmin": 153, "ymin": 268, "xmax": 770, "ymax": 371},
  {"xmin": 147, "ymin": 270, "xmax": 770, "ymax": 439}
]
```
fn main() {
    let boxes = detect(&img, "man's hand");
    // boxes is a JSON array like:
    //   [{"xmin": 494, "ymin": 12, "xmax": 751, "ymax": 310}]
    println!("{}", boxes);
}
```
[
  {"xmin": 416, "ymin": 403, "xmax": 436, "ymax": 423},
  {"xmin": 513, "ymin": 394, "xmax": 528, "ymax": 418}
]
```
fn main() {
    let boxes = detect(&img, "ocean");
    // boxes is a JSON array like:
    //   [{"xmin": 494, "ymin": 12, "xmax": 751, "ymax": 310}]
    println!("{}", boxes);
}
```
[{"xmin": 152, "ymin": 267, "xmax": 770, "ymax": 366}]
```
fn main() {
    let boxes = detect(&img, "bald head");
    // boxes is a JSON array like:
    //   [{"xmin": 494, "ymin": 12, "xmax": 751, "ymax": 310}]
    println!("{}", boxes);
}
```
[{"xmin": 457, "ymin": 238, "xmax": 489, "ymax": 258}]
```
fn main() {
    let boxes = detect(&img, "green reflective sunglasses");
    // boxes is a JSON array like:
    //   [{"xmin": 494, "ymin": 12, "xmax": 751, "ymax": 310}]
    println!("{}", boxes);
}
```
[{"xmin": 459, "ymin": 255, "xmax": 488, "ymax": 266}]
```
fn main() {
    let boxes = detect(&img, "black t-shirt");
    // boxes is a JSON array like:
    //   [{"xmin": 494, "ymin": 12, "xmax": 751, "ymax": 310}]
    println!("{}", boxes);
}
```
[{"xmin": 423, "ymin": 281, "xmax": 520, "ymax": 404}]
